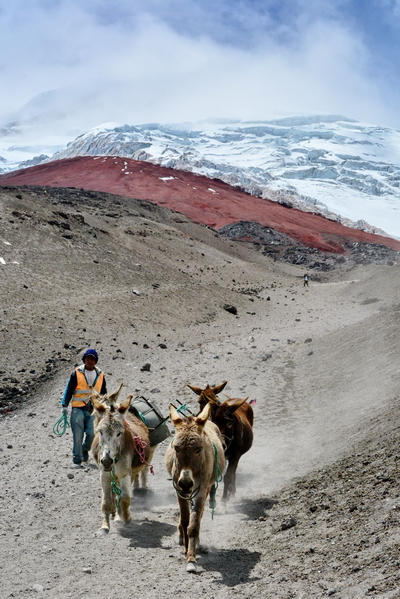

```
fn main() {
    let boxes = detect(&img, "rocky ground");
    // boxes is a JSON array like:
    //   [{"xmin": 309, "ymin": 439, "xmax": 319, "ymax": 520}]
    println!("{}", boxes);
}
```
[
  {"xmin": 0, "ymin": 185, "xmax": 399, "ymax": 598},
  {"xmin": 219, "ymin": 221, "xmax": 400, "ymax": 270}
]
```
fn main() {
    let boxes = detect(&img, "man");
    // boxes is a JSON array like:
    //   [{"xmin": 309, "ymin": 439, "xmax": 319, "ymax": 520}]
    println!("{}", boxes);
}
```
[
  {"xmin": 304, "ymin": 273, "xmax": 309, "ymax": 287},
  {"xmin": 61, "ymin": 349, "xmax": 107, "ymax": 468}
]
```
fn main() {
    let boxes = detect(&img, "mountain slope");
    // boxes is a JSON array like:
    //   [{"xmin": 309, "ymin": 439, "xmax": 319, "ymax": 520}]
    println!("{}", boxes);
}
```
[
  {"xmin": 45, "ymin": 116, "xmax": 400, "ymax": 238},
  {"xmin": 2, "ymin": 116, "xmax": 400, "ymax": 238},
  {"xmin": 1, "ymin": 156, "xmax": 400, "ymax": 259},
  {"xmin": 0, "ymin": 183, "xmax": 400, "ymax": 597}
]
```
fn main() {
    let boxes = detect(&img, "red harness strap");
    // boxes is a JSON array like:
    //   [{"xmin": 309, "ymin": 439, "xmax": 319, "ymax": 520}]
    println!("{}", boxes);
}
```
[{"xmin": 124, "ymin": 419, "xmax": 154, "ymax": 474}]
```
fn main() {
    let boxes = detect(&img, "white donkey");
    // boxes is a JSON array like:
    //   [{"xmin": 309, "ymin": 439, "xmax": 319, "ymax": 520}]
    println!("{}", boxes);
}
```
[{"xmin": 91, "ymin": 384, "xmax": 155, "ymax": 533}]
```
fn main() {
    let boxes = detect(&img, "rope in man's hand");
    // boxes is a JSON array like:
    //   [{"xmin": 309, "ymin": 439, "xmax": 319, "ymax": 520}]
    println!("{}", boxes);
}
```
[{"xmin": 53, "ymin": 411, "xmax": 70, "ymax": 436}]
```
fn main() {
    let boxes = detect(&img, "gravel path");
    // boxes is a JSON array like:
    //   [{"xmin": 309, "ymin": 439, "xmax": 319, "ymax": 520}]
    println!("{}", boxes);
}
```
[{"xmin": 0, "ymin": 186, "xmax": 399, "ymax": 598}]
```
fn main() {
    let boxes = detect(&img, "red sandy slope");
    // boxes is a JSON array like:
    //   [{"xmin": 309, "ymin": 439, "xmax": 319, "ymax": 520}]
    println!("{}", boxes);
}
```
[{"xmin": 1, "ymin": 155, "xmax": 399, "ymax": 254}]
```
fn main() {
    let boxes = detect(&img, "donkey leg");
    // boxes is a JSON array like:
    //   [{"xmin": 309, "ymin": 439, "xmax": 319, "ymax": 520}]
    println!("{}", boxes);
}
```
[
  {"xmin": 140, "ymin": 447, "xmax": 155, "ymax": 489},
  {"xmin": 186, "ymin": 494, "xmax": 206, "ymax": 572},
  {"xmin": 132, "ymin": 465, "xmax": 147, "ymax": 492},
  {"xmin": 117, "ymin": 474, "xmax": 132, "ymax": 523},
  {"xmin": 99, "ymin": 470, "xmax": 114, "ymax": 533},
  {"xmin": 132, "ymin": 466, "xmax": 149, "ymax": 490},
  {"xmin": 209, "ymin": 483, "xmax": 216, "ymax": 509},
  {"xmin": 177, "ymin": 495, "xmax": 190, "ymax": 549},
  {"xmin": 222, "ymin": 457, "xmax": 240, "ymax": 501},
  {"xmin": 135, "ymin": 447, "xmax": 155, "ymax": 490},
  {"xmin": 140, "ymin": 466, "xmax": 148, "ymax": 489}
]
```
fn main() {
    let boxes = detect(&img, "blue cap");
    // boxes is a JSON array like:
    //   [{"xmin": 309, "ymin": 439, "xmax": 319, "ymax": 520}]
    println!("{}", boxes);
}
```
[{"xmin": 83, "ymin": 349, "xmax": 98, "ymax": 363}]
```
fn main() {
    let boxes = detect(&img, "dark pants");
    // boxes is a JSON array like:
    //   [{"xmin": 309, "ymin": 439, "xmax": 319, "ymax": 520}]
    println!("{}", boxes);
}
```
[{"xmin": 70, "ymin": 407, "xmax": 94, "ymax": 464}]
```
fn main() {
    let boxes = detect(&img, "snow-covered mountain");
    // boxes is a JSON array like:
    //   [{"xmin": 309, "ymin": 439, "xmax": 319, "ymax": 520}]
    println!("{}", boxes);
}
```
[{"xmin": 2, "ymin": 115, "xmax": 400, "ymax": 238}]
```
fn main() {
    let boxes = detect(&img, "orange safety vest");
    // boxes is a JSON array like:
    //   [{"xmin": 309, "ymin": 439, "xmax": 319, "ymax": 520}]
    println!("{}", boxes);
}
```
[{"xmin": 71, "ymin": 368, "xmax": 104, "ymax": 408}]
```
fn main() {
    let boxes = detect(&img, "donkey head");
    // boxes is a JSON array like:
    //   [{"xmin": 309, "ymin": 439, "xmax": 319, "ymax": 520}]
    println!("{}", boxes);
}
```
[
  {"xmin": 213, "ymin": 397, "xmax": 249, "ymax": 447},
  {"xmin": 92, "ymin": 387, "xmax": 132, "ymax": 471},
  {"xmin": 169, "ymin": 402, "xmax": 212, "ymax": 497},
  {"xmin": 90, "ymin": 382, "xmax": 125, "ymax": 426},
  {"xmin": 187, "ymin": 381, "xmax": 228, "ymax": 414}
]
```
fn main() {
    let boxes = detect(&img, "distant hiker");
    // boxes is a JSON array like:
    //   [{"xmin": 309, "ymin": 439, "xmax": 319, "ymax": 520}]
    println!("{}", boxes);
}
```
[
  {"xmin": 61, "ymin": 348, "xmax": 107, "ymax": 468},
  {"xmin": 303, "ymin": 273, "xmax": 309, "ymax": 287}
]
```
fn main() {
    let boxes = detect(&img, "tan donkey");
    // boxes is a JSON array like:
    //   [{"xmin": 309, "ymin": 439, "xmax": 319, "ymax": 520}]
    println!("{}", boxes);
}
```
[{"xmin": 165, "ymin": 403, "xmax": 226, "ymax": 572}]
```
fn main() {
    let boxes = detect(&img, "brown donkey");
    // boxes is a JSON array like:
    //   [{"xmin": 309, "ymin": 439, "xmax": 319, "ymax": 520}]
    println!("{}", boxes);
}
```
[
  {"xmin": 91, "ymin": 384, "xmax": 155, "ymax": 534},
  {"xmin": 165, "ymin": 403, "xmax": 226, "ymax": 572},
  {"xmin": 188, "ymin": 381, "xmax": 254, "ymax": 501}
]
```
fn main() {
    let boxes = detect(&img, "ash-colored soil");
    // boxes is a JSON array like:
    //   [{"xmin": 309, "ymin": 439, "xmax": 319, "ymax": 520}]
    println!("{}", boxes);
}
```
[
  {"xmin": 0, "ymin": 186, "xmax": 399, "ymax": 598},
  {"xmin": 2, "ymin": 156, "xmax": 400, "ymax": 253}
]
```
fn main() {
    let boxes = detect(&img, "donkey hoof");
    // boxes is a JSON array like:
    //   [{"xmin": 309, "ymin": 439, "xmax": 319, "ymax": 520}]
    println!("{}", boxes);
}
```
[
  {"xmin": 97, "ymin": 528, "xmax": 109, "ymax": 536},
  {"xmin": 186, "ymin": 561, "xmax": 197, "ymax": 573}
]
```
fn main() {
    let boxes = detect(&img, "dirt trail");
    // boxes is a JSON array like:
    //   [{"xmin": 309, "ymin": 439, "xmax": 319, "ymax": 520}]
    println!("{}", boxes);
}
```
[{"xmin": 0, "ymin": 186, "xmax": 400, "ymax": 598}]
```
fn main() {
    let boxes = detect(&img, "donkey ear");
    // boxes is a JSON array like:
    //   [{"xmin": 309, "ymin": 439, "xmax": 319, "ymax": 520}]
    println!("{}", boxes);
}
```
[
  {"xmin": 108, "ymin": 382, "xmax": 124, "ymax": 404},
  {"xmin": 187, "ymin": 384, "xmax": 202, "ymax": 396},
  {"xmin": 195, "ymin": 401, "xmax": 212, "ymax": 426},
  {"xmin": 90, "ymin": 388, "xmax": 101, "ymax": 400},
  {"xmin": 169, "ymin": 404, "xmax": 184, "ymax": 426},
  {"xmin": 91, "ymin": 397, "xmax": 106, "ymax": 413},
  {"xmin": 212, "ymin": 381, "xmax": 228, "ymax": 395},
  {"xmin": 228, "ymin": 397, "xmax": 249, "ymax": 413},
  {"xmin": 117, "ymin": 394, "xmax": 132, "ymax": 414}
]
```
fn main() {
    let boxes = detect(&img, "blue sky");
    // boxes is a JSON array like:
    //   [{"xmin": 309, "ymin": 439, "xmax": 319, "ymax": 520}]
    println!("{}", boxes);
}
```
[{"xmin": 0, "ymin": 0, "xmax": 400, "ymax": 130}]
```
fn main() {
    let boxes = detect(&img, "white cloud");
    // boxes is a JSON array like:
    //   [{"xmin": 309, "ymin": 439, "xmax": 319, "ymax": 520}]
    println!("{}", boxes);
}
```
[{"xmin": 0, "ymin": 1, "xmax": 399, "ymax": 130}]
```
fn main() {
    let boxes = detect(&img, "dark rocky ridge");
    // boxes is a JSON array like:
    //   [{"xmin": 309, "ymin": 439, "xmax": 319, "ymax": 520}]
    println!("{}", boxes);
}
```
[{"xmin": 219, "ymin": 221, "xmax": 400, "ymax": 270}]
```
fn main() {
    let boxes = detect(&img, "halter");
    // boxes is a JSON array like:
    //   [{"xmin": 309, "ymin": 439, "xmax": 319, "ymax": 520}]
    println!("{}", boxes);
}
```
[
  {"xmin": 221, "ymin": 415, "xmax": 246, "ymax": 451},
  {"xmin": 221, "ymin": 432, "xmax": 233, "ymax": 450},
  {"xmin": 99, "ymin": 451, "xmax": 120, "ymax": 471},
  {"xmin": 172, "ymin": 477, "xmax": 201, "ymax": 501},
  {"xmin": 169, "ymin": 438, "xmax": 222, "ymax": 505},
  {"xmin": 170, "ymin": 436, "xmax": 201, "ymax": 501}
]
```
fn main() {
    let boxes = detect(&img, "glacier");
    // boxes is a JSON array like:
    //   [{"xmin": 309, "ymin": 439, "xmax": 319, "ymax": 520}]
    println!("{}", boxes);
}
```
[{"xmin": 1, "ymin": 115, "xmax": 400, "ymax": 238}]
